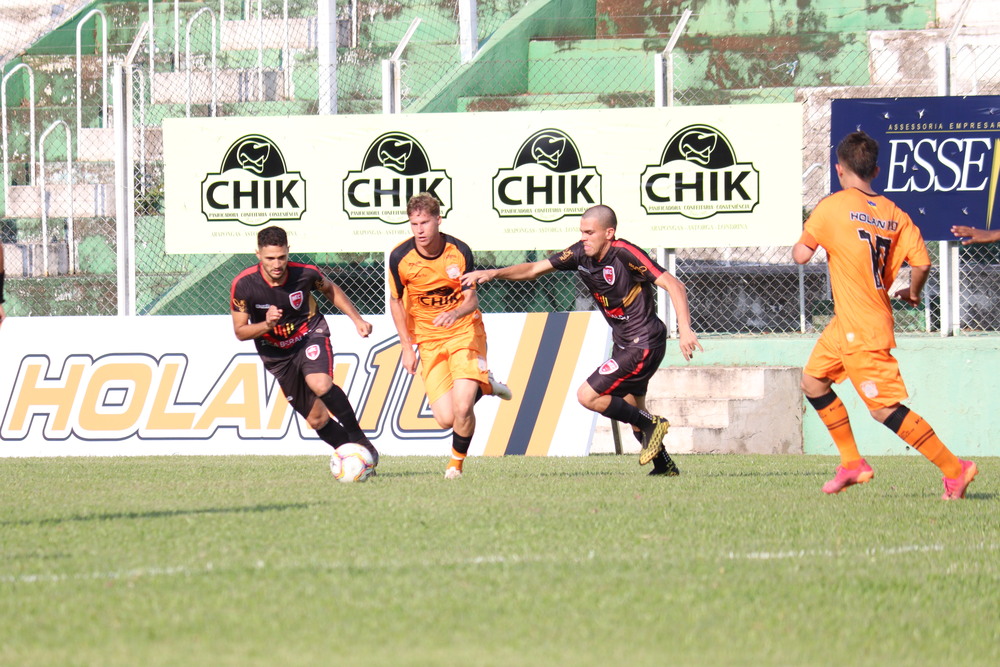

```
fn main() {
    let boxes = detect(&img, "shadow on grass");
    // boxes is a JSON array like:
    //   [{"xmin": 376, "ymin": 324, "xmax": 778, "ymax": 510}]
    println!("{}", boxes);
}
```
[{"xmin": 2, "ymin": 502, "xmax": 316, "ymax": 528}]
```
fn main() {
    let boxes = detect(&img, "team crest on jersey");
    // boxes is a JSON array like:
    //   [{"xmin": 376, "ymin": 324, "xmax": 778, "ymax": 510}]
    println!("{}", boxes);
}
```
[
  {"xmin": 305, "ymin": 344, "xmax": 320, "ymax": 361},
  {"xmin": 289, "ymin": 291, "xmax": 304, "ymax": 309},
  {"xmin": 446, "ymin": 264, "xmax": 461, "ymax": 280},
  {"xmin": 598, "ymin": 359, "xmax": 619, "ymax": 375},
  {"xmin": 603, "ymin": 266, "xmax": 616, "ymax": 285},
  {"xmin": 640, "ymin": 124, "xmax": 759, "ymax": 220}
]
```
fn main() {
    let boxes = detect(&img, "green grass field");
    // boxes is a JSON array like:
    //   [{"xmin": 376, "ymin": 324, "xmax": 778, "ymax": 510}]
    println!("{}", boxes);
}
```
[{"xmin": 2, "ymin": 454, "xmax": 997, "ymax": 667}]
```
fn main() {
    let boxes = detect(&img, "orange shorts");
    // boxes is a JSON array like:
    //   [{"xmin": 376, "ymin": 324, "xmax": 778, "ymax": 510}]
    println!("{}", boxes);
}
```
[
  {"xmin": 418, "ymin": 331, "xmax": 490, "ymax": 405},
  {"xmin": 804, "ymin": 327, "xmax": 908, "ymax": 410}
]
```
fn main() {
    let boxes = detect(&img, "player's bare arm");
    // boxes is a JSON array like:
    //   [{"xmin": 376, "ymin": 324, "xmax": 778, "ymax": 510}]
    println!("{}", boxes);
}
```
[
  {"xmin": 892, "ymin": 264, "xmax": 930, "ymax": 307},
  {"xmin": 231, "ymin": 306, "xmax": 282, "ymax": 341},
  {"xmin": 461, "ymin": 259, "xmax": 555, "ymax": 287},
  {"xmin": 951, "ymin": 225, "xmax": 1000, "ymax": 245},
  {"xmin": 654, "ymin": 272, "xmax": 703, "ymax": 361},
  {"xmin": 432, "ymin": 287, "xmax": 480, "ymax": 328},
  {"xmin": 388, "ymin": 295, "xmax": 418, "ymax": 375},
  {"xmin": 792, "ymin": 241, "xmax": 817, "ymax": 264},
  {"xmin": 320, "ymin": 276, "xmax": 372, "ymax": 338}
]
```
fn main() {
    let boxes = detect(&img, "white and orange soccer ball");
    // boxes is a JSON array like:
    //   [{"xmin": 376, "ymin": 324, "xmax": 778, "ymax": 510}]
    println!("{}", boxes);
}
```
[{"xmin": 329, "ymin": 443, "xmax": 375, "ymax": 483}]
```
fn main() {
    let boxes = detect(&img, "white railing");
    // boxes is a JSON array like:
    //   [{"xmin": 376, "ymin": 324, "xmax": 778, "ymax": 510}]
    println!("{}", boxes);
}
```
[
  {"xmin": 76, "ymin": 8, "xmax": 109, "ymax": 135},
  {"xmin": 186, "ymin": 8, "xmax": 218, "ymax": 117},
  {"xmin": 2, "ymin": 63, "xmax": 36, "ymax": 214},
  {"xmin": 38, "ymin": 120, "xmax": 75, "ymax": 276}
]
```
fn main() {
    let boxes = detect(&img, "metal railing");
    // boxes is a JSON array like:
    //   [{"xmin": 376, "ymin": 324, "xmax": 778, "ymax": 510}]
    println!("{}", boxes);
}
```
[
  {"xmin": 75, "ymin": 8, "xmax": 108, "ymax": 134},
  {"xmin": 1, "ymin": 63, "xmax": 36, "ymax": 211},
  {"xmin": 186, "ymin": 8, "xmax": 218, "ymax": 117},
  {"xmin": 38, "ymin": 120, "xmax": 74, "ymax": 276}
]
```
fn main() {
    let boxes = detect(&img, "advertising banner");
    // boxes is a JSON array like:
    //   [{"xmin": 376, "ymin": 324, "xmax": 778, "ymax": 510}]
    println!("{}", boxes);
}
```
[
  {"xmin": 163, "ymin": 105, "xmax": 803, "ymax": 253},
  {"xmin": 0, "ymin": 313, "xmax": 608, "ymax": 457},
  {"xmin": 831, "ymin": 95, "xmax": 1000, "ymax": 240}
]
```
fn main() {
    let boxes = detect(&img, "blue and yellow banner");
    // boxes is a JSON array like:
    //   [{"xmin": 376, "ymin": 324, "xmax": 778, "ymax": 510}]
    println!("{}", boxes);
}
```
[{"xmin": 831, "ymin": 95, "xmax": 1000, "ymax": 240}]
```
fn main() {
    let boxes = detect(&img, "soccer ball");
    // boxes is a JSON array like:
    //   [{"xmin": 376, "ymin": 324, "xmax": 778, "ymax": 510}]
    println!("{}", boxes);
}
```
[{"xmin": 330, "ymin": 443, "xmax": 375, "ymax": 483}]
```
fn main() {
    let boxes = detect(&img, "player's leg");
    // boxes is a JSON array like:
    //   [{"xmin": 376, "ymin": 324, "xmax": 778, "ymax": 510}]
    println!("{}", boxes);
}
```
[
  {"xmin": 630, "ymin": 394, "xmax": 680, "ymax": 476},
  {"xmin": 803, "ymin": 335, "xmax": 870, "ymax": 494},
  {"xmin": 263, "ymin": 355, "xmax": 350, "ymax": 450},
  {"xmin": 302, "ymin": 339, "xmax": 378, "ymax": 464},
  {"xmin": 857, "ymin": 352, "xmax": 976, "ymax": 499},
  {"xmin": 443, "ymin": 378, "xmax": 480, "ymax": 479},
  {"xmin": 579, "ymin": 346, "xmax": 669, "ymax": 467}
]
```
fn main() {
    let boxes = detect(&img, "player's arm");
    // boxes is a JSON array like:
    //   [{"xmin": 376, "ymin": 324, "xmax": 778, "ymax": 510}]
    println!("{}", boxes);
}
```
[
  {"xmin": 433, "ymin": 286, "xmax": 480, "ymax": 329},
  {"xmin": 231, "ymin": 306, "xmax": 281, "ymax": 340},
  {"xmin": 892, "ymin": 264, "xmax": 930, "ymax": 307},
  {"xmin": 461, "ymin": 259, "xmax": 555, "ymax": 287},
  {"xmin": 388, "ymin": 295, "xmax": 418, "ymax": 375},
  {"xmin": 318, "ymin": 275, "xmax": 372, "ymax": 338},
  {"xmin": 951, "ymin": 225, "xmax": 1000, "ymax": 245},
  {"xmin": 654, "ymin": 272, "xmax": 703, "ymax": 361}
]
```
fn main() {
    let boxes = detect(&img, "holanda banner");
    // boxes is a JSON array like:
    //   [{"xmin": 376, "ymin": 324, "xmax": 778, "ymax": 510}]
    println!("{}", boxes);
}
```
[
  {"xmin": 831, "ymin": 95, "xmax": 1000, "ymax": 241},
  {"xmin": 0, "ymin": 314, "xmax": 608, "ymax": 457},
  {"xmin": 163, "ymin": 105, "xmax": 803, "ymax": 253}
]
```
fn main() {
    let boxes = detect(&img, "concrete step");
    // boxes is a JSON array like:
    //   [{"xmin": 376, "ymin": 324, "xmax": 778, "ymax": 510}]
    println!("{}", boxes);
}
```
[
  {"xmin": 6, "ymin": 183, "xmax": 114, "ymax": 218},
  {"xmin": 589, "ymin": 366, "xmax": 803, "ymax": 455}
]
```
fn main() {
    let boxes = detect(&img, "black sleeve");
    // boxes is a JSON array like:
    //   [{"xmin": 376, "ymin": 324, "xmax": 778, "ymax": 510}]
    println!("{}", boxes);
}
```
[{"xmin": 547, "ymin": 242, "xmax": 583, "ymax": 271}]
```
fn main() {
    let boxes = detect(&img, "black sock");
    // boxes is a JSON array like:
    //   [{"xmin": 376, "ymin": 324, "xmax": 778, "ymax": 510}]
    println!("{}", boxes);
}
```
[
  {"xmin": 600, "ymin": 396, "xmax": 653, "ymax": 430},
  {"xmin": 319, "ymin": 386, "xmax": 364, "ymax": 439},
  {"xmin": 452, "ymin": 432, "xmax": 473, "ymax": 456},
  {"xmin": 316, "ymin": 419, "xmax": 349, "ymax": 449}
]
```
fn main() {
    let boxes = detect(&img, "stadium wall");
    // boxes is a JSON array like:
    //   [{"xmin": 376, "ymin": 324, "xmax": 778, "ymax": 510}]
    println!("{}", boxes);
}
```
[{"xmin": 660, "ymin": 336, "xmax": 1000, "ymax": 457}]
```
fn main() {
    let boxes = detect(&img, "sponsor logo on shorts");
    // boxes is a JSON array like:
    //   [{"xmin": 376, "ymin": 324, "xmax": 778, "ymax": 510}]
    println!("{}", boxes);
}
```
[
  {"xmin": 599, "ymin": 359, "xmax": 619, "ymax": 375},
  {"xmin": 861, "ymin": 381, "xmax": 879, "ymax": 398},
  {"xmin": 305, "ymin": 344, "xmax": 321, "ymax": 361},
  {"xmin": 289, "ymin": 291, "xmax": 304, "ymax": 309}
]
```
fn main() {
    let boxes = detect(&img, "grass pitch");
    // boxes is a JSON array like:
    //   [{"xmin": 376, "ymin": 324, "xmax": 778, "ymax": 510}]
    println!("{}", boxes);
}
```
[{"xmin": 2, "ymin": 454, "xmax": 997, "ymax": 667}]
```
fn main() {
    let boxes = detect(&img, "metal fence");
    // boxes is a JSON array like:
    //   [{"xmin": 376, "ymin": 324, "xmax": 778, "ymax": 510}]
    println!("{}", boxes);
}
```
[{"xmin": 2, "ymin": 2, "xmax": 1000, "ymax": 335}]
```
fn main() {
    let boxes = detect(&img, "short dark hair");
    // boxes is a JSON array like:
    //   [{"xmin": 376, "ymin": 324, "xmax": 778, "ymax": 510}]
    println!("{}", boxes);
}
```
[
  {"xmin": 581, "ymin": 204, "xmax": 617, "ymax": 230},
  {"xmin": 407, "ymin": 192, "xmax": 441, "ymax": 218},
  {"xmin": 257, "ymin": 225, "xmax": 288, "ymax": 248},
  {"xmin": 836, "ymin": 131, "xmax": 879, "ymax": 181}
]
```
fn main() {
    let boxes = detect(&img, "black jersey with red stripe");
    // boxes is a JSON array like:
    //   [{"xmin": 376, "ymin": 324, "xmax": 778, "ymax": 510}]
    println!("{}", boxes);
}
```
[
  {"xmin": 230, "ymin": 262, "xmax": 326, "ymax": 355},
  {"xmin": 548, "ymin": 239, "xmax": 667, "ymax": 348}
]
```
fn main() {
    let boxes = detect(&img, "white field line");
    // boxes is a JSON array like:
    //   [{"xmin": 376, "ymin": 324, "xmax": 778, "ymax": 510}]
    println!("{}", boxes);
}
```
[{"xmin": 5, "ymin": 543, "xmax": 998, "ymax": 585}]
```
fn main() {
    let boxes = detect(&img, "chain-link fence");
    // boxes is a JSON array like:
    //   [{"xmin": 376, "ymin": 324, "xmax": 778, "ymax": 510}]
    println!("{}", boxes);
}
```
[{"xmin": 2, "ymin": 2, "xmax": 999, "ymax": 334}]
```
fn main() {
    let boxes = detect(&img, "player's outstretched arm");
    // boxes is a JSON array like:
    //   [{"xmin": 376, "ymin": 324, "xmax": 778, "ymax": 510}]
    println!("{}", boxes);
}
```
[
  {"xmin": 321, "ymin": 277, "xmax": 372, "ymax": 338},
  {"xmin": 951, "ymin": 225, "xmax": 1000, "ymax": 245},
  {"xmin": 461, "ymin": 259, "xmax": 555, "ymax": 287},
  {"xmin": 654, "ymin": 272, "xmax": 703, "ymax": 361}
]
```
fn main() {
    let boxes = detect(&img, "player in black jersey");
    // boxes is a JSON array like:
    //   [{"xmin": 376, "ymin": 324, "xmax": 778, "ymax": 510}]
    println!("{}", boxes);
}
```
[
  {"xmin": 230, "ymin": 226, "xmax": 379, "ymax": 464},
  {"xmin": 461, "ymin": 205, "xmax": 701, "ymax": 475}
]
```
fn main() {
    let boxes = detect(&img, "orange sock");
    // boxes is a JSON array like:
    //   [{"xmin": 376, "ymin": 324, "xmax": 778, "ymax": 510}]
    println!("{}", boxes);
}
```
[
  {"xmin": 447, "ymin": 448, "xmax": 466, "ymax": 472},
  {"xmin": 808, "ymin": 392, "xmax": 862, "ymax": 467},
  {"xmin": 887, "ymin": 408, "xmax": 961, "ymax": 478}
]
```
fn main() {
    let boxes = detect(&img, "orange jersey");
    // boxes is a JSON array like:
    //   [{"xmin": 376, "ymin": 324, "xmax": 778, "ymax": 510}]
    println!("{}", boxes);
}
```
[
  {"xmin": 388, "ymin": 234, "xmax": 485, "ymax": 345},
  {"xmin": 800, "ymin": 187, "xmax": 930, "ymax": 351}
]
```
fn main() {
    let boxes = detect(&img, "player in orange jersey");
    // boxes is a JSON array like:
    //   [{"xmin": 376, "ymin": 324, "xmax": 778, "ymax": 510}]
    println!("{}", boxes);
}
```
[
  {"xmin": 387, "ymin": 193, "xmax": 512, "ymax": 480},
  {"xmin": 794, "ymin": 131, "xmax": 977, "ymax": 499}
]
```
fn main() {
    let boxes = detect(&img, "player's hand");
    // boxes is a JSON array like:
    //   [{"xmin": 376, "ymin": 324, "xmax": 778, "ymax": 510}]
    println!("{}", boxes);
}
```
[
  {"xmin": 400, "ymin": 344, "xmax": 418, "ymax": 375},
  {"xmin": 460, "ymin": 270, "xmax": 492, "ymax": 288},
  {"xmin": 678, "ymin": 330, "xmax": 704, "ymax": 362},
  {"xmin": 951, "ymin": 225, "xmax": 993, "ymax": 245},
  {"xmin": 433, "ymin": 309, "xmax": 460, "ymax": 328},
  {"xmin": 355, "ymin": 318, "xmax": 373, "ymax": 338},
  {"xmin": 892, "ymin": 287, "xmax": 921, "ymax": 307},
  {"xmin": 265, "ymin": 305, "xmax": 283, "ymax": 329}
]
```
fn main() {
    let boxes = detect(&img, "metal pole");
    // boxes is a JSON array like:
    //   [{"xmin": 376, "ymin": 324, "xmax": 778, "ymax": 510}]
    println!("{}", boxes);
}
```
[
  {"xmin": 113, "ymin": 64, "xmax": 133, "ymax": 316},
  {"xmin": 458, "ymin": 0, "xmax": 478, "ymax": 64},
  {"xmin": 317, "ymin": 0, "xmax": 338, "ymax": 115}
]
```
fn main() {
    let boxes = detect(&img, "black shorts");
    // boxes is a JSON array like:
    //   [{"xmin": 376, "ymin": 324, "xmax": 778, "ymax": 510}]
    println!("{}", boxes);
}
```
[
  {"xmin": 587, "ymin": 344, "xmax": 665, "ymax": 398},
  {"xmin": 260, "ymin": 329, "xmax": 334, "ymax": 419}
]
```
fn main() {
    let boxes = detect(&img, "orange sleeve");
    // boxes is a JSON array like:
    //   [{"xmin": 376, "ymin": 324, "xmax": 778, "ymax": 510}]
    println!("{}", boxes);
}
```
[{"xmin": 797, "ymin": 230, "xmax": 818, "ymax": 249}]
